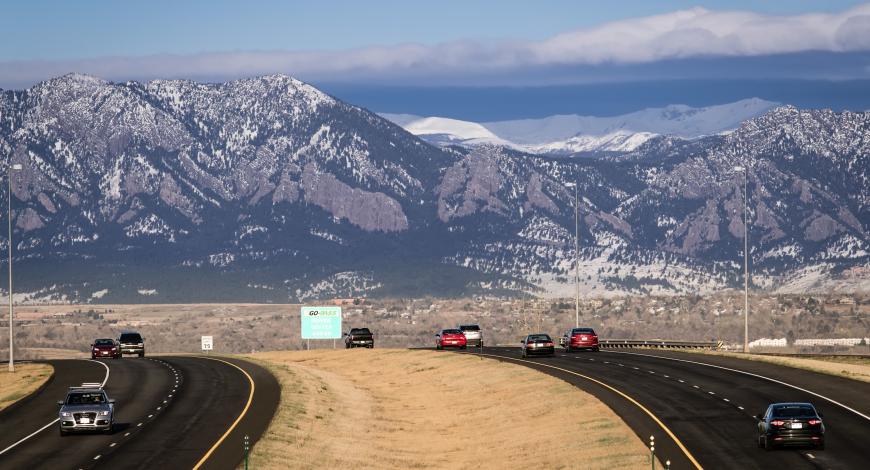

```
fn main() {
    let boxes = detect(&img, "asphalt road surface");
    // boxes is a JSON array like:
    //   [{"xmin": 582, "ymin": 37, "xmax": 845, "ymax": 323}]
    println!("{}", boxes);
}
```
[
  {"xmin": 0, "ymin": 355, "xmax": 279, "ymax": 470},
  {"xmin": 470, "ymin": 347, "xmax": 870, "ymax": 470}
]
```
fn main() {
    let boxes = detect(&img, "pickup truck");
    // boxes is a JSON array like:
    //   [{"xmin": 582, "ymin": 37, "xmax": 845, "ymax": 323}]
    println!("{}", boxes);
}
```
[{"xmin": 345, "ymin": 328, "xmax": 374, "ymax": 349}]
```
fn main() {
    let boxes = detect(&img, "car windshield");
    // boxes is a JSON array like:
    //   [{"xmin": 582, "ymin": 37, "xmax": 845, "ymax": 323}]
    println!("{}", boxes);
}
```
[
  {"xmin": 350, "ymin": 328, "xmax": 371, "ymax": 334},
  {"xmin": 120, "ymin": 334, "xmax": 142, "ymax": 343},
  {"xmin": 772, "ymin": 405, "xmax": 816, "ymax": 418},
  {"xmin": 572, "ymin": 328, "xmax": 595, "ymax": 335},
  {"xmin": 94, "ymin": 339, "xmax": 114, "ymax": 346},
  {"xmin": 442, "ymin": 329, "xmax": 462, "ymax": 334},
  {"xmin": 66, "ymin": 392, "xmax": 106, "ymax": 405},
  {"xmin": 459, "ymin": 325, "xmax": 480, "ymax": 331},
  {"xmin": 528, "ymin": 335, "xmax": 551, "ymax": 342}
]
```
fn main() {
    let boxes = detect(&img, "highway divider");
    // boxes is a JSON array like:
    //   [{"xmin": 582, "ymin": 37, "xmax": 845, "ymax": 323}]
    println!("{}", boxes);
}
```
[{"xmin": 601, "ymin": 339, "xmax": 722, "ymax": 349}]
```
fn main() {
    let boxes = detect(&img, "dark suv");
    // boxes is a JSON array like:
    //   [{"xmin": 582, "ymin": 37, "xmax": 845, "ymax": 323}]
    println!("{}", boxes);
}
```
[
  {"xmin": 118, "ymin": 331, "xmax": 145, "ymax": 357},
  {"xmin": 345, "ymin": 328, "xmax": 374, "ymax": 348}
]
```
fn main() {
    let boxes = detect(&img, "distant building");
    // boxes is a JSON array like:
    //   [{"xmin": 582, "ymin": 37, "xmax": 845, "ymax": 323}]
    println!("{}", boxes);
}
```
[
  {"xmin": 749, "ymin": 338, "xmax": 787, "ymax": 348},
  {"xmin": 794, "ymin": 338, "xmax": 868, "ymax": 347}
]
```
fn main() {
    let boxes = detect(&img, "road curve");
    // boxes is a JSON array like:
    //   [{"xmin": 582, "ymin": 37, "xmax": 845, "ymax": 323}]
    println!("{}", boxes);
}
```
[
  {"xmin": 471, "ymin": 347, "xmax": 870, "ymax": 470},
  {"xmin": 0, "ymin": 355, "xmax": 279, "ymax": 470}
]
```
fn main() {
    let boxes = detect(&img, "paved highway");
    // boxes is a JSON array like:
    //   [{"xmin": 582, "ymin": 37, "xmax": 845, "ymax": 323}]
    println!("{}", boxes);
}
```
[
  {"xmin": 0, "ymin": 356, "xmax": 279, "ymax": 470},
  {"xmin": 471, "ymin": 347, "xmax": 870, "ymax": 470}
]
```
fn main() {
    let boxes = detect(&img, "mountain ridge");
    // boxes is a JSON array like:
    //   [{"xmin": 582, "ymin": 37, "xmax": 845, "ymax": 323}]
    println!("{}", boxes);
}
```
[
  {"xmin": 381, "ymin": 98, "xmax": 779, "ymax": 155},
  {"xmin": 0, "ymin": 74, "xmax": 866, "ymax": 302}
]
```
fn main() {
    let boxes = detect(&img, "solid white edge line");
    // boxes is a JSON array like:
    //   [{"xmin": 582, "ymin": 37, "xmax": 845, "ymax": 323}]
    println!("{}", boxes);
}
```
[
  {"xmin": 610, "ymin": 351, "xmax": 870, "ymax": 421},
  {"xmin": 0, "ymin": 359, "xmax": 111, "ymax": 456}
]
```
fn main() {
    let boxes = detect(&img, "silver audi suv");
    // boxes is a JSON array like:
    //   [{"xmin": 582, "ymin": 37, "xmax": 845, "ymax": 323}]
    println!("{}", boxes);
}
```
[{"xmin": 58, "ymin": 387, "xmax": 115, "ymax": 435}]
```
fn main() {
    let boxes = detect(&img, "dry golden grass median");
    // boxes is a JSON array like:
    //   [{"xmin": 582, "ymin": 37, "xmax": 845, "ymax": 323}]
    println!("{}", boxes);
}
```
[
  {"xmin": 0, "ymin": 363, "xmax": 53, "ymax": 412},
  {"xmin": 245, "ymin": 349, "xmax": 658, "ymax": 470}
]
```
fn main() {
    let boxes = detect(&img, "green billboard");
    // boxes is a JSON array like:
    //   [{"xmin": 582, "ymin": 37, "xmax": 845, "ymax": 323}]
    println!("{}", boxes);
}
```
[{"xmin": 300, "ymin": 306, "xmax": 343, "ymax": 339}]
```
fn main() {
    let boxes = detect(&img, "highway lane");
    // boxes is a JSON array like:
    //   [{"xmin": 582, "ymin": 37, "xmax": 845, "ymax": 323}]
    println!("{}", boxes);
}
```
[
  {"xmin": 472, "ymin": 347, "xmax": 870, "ymax": 470},
  {"xmin": 94, "ymin": 356, "xmax": 280, "ymax": 470},
  {"xmin": 0, "ymin": 356, "xmax": 279, "ymax": 470},
  {"xmin": 0, "ymin": 356, "xmax": 175, "ymax": 468}
]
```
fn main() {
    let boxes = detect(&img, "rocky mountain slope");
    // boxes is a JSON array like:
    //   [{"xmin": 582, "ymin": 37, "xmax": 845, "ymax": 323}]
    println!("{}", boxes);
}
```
[{"xmin": 0, "ymin": 75, "xmax": 866, "ymax": 302}]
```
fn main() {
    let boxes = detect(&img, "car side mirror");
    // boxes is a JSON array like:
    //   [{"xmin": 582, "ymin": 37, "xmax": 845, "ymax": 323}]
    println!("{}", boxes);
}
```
[
  {"xmin": 109, "ymin": 399, "xmax": 115, "ymax": 404},
  {"xmin": 57, "ymin": 400, "xmax": 64, "ymax": 406},
  {"xmin": 754, "ymin": 414, "xmax": 763, "ymax": 421}
]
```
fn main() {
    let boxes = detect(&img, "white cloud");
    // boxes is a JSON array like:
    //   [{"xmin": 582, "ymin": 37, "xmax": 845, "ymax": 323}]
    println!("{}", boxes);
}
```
[{"xmin": 2, "ymin": 5, "xmax": 870, "ymax": 87}]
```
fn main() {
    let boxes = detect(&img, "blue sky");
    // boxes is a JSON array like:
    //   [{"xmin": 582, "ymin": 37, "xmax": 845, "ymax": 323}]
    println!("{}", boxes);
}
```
[
  {"xmin": 2, "ymin": 1, "xmax": 869, "ymax": 117},
  {"xmin": 1, "ymin": 1, "xmax": 866, "ymax": 61}
]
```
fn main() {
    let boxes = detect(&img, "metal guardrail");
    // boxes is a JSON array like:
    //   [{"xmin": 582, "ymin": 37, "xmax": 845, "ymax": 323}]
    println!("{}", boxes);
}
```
[{"xmin": 600, "ymin": 339, "xmax": 722, "ymax": 349}]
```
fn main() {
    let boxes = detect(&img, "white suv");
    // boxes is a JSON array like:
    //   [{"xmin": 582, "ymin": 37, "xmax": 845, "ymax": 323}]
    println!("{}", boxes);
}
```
[{"xmin": 458, "ymin": 324, "xmax": 482, "ymax": 347}]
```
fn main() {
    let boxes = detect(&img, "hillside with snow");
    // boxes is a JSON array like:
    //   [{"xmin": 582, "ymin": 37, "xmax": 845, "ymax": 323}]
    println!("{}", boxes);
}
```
[
  {"xmin": 0, "ymin": 76, "xmax": 866, "ymax": 302},
  {"xmin": 381, "ymin": 98, "xmax": 778, "ymax": 155}
]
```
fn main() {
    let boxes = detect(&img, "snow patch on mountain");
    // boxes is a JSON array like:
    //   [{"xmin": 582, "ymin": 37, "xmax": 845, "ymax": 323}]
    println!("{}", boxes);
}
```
[{"xmin": 382, "ymin": 98, "xmax": 778, "ymax": 155}]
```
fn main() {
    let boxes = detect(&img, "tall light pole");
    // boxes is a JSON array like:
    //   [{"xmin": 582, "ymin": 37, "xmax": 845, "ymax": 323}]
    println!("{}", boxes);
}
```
[
  {"xmin": 566, "ymin": 182, "xmax": 580, "ymax": 327},
  {"xmin": 734, "ymin": 165, "xmax": 749, "ymax": 353},
  {"xmin": 7, "ymin": 163, "xmax": 22, "ymax": 372}
]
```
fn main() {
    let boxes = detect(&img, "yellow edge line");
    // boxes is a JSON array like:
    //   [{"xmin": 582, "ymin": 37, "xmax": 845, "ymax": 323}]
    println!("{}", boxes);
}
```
[
  {"xmin": 192, "ymin": 357, "xmax": 256, "ymax": 470},
  {"xmin": 478, "ymin": 352, "xmax": 704, "ymax": 470}
]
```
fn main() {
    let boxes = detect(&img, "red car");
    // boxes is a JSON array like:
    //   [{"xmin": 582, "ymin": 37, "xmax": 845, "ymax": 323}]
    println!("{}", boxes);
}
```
[
  {"xmin": 560, "ymin": 328, "xmax": 600, "ymax": 352},
  {"xmin": 91, "ymin": 338, "xmax": 121, "ymax": 359},
  {"xmin": 435, "ymin": 329, "xmax": 467, "ymax": 350}
]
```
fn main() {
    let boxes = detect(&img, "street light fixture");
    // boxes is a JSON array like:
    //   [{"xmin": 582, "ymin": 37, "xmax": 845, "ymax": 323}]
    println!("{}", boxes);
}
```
[
  {"xmin": 566, "ymin": 182, "xmax": 580, "ymax": 327},
  {"xmin": 7, "ymin": 163, "xmax": 22, "ymax": 373},
  {"xmin": 734, "ymin": 165, "xmax": 750, "ymax": 353}
]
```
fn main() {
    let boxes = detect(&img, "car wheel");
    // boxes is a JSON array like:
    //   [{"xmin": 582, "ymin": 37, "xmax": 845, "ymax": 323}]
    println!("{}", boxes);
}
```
[
  {"xmin": 59, "ymin": 428, "xmax": 67, "ymax": 437},
  {"xmin": 368, "ymin": 345, "xmax": 373, "ymax": 349},
  {"xmin": 817, "ymin": 440, "xmax": 825, "ymax": 451},
  {"xmin": 138, "ymin": 352, "xmax": 144, "ymax": 358},
  {"xmin": 593, "ymin": 347, "xmax": 600, "ymax": 352},
  {"xmin": 461, "ymin": 345, "xmax": 467, "ymax": 350},
  {"xmin": 763, "ymin": 436, "xmax": 773, "ymax": 451}
]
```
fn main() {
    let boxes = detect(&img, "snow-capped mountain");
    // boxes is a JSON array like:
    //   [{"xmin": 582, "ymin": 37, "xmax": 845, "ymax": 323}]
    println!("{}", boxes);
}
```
[
  {"xmin": 381, "ymin": 98, "xmax": 778, "ymax": 155},
  {"xmin": 0, "ymin": 76, "xmax": 866, "ymax": 302}
]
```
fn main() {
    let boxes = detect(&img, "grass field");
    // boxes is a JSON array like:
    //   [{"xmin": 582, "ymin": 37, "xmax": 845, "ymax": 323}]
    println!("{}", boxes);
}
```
[
  {"xmin": 244, "ymin": 349, "xmax": 658, "ymax": 470},
  {"xmin": 0, "ymin": 363, "xmax": 53, "ymax": 412}
]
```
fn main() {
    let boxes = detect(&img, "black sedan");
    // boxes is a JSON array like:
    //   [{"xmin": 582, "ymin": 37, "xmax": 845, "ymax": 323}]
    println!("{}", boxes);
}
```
[
  {"xmin": 520, "ymin": 334, "xmax": 555, "ymax": 358},
  {"xmin": 756, "ymin": 402, "xmax": 825, "ymax": 450}
]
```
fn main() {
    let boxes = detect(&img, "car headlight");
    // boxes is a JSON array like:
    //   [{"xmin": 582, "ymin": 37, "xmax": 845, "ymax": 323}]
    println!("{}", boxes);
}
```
[
  {"xmin": 60, "ymin": 412, "xmax": 71, "ymax": 417},
  {"xmin": 99, "ymin": 410, "xmax": 110, "ymax": 416}
]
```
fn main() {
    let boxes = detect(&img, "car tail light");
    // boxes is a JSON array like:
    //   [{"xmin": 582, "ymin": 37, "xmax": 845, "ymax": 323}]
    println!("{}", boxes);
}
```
[
  {"xmin": 770, "ymin": 420, "xmax": 785, "ymax": 427},
  {"xmin": 544, "ymin": 342, "xmax": 553, "ymax": 347},
  {"xmin": 808, "ymin": 419, "xmax": 821, "ymax": 425}
]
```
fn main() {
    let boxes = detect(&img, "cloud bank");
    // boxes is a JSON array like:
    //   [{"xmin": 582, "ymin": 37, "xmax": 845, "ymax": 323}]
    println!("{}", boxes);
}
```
[{"xmin": 3, "ymin": 5, "xmax": 870, "ymax": 88}]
